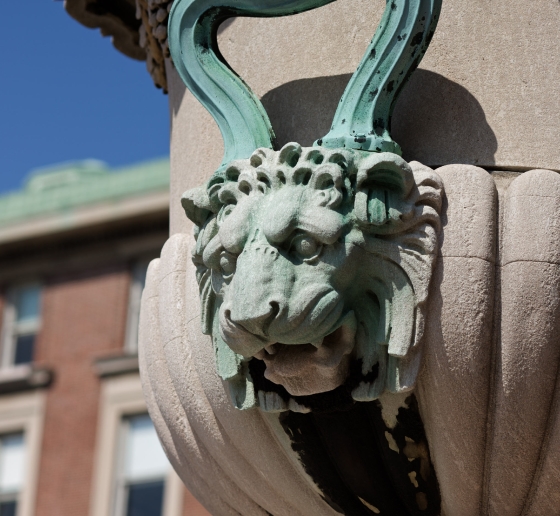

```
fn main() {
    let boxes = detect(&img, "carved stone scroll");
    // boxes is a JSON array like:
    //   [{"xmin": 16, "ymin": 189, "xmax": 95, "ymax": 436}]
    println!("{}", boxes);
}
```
[{"xmin": 136, "ymin": 0, "xmax": 174, "ymax": 91}]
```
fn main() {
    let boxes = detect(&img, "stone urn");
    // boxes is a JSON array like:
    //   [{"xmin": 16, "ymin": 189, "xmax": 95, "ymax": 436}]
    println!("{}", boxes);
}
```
[{"xmin": 136, "ymin": 0, "xmax": 560, "ymax": 514}]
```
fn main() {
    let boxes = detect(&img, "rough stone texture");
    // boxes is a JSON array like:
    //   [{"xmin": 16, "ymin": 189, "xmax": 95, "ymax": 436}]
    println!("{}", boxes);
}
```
[
  {"xmin": 144, "ymin": 164, "xmax": 560, "ymax": 515},
  {"xmin": 168, "ymin": 0, "xmax": 559, "ymax": 235},
  {"xmin": 486, "ymin": 170, "xmax": 560, "ymax": 516},
  {"xmin": 168, "ymin": 61, "xmax": 222, "ymax": 236},
  {"xmin": 136, "ymin": 0, "xmax": 173, "ymax": 91},
  {"xmin": 417, "ymin": 165, "xmax": 497, "ymax": 516},
  {"xmin": 416, "ymin": 167, "xmax": 560, "ymax": 516},
  {"xmin": 142, "ymin": 0, "xmax": 560, "ymax": 512},
  {"xmin": 524, "ymin": 385, "xmax": 560, "ymax": 516},
  {"xmin": 180, "ymin": 147, "xmax": 442, "ymax": 407}
]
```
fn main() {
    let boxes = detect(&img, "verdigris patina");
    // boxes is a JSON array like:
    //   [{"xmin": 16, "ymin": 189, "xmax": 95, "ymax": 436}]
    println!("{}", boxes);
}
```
[
  {"xmin": 169, "ymin": 0, "xmax": 442, "ymax": 163},
  {"xmin": 170, "ymin": 0, "xmax": 443, "ymax": 411}
]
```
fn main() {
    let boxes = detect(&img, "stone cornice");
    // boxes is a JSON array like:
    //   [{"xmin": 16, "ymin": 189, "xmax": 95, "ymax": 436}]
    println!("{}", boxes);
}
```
[
  {"xmin": 64, "ymin": 0, "xmax": 144, "ymax": 60},
  {"xmin": 64, "ymin": 0, "xmax": 173, "ymax": 92},
  {"xmin": 136, "ymin": 0, "xmax": 173, "ymax": 91}
]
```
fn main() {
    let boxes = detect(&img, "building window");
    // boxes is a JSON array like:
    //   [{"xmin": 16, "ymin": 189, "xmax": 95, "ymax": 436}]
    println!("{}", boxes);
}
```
[
  {"xmin": 1, "ymin": 284, "xmax": 41, "ymax": 367},
  {"xmin": 0, "ymin": 432, "xmax": 26, "ymax": 516},
  {"xmin": 115, "ymin": 414, "xmax": 170, "ymax": 516},
  {"xmin": 91, "ymin": 376, "xmax": 184, "ymax": 516},
  {"xmin": 124, "ymin": 262, "xmax": 150, "ymax": 354}
]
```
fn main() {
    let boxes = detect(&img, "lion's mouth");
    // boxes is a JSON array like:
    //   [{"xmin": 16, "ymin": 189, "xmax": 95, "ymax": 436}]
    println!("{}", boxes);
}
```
[{"xmin": 252, "ymin": 312, "xmax": 357, "ymax": 397}]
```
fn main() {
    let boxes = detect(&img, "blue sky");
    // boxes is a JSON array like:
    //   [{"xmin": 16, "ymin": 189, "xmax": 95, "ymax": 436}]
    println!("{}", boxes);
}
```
[{"xmin": 0, "ymin": 1, "xmax": 169, "ymax": 194}]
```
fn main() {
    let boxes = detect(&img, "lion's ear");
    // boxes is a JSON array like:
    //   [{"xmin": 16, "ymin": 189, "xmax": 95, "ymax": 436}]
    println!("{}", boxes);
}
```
[{"xmin": 181, "ymin": 186, "xmax": 213, "ymax": 227}]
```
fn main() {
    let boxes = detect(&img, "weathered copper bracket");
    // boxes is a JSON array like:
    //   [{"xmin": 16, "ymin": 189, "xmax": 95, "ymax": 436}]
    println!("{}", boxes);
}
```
[{"xmin": 169, "ymin": 0, "xmax": 442, "ymax": 163}]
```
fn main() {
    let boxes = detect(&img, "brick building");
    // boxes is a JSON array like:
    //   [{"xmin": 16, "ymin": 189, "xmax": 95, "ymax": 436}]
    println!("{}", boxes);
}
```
[{"xmin": 0, "ymin": 160, "xmax": 209, "ymax": 516}]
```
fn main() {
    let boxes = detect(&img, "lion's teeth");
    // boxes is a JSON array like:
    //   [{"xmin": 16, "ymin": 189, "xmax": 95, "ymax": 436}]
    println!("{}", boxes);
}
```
[
  {"xmin": 265, "ymin": 344, "xmax": 278, "ymax": 355},
  {"xmin": 311, "ymin": 340, "xmax": 323, "ymax": 348}
]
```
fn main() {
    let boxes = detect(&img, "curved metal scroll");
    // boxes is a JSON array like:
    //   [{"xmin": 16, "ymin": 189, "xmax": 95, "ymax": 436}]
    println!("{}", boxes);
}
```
[
  {"xmin": 319, "ymin": 0, "xmax": 442, "ymax": 154},
  {"xmin": 168, "ymin": 0, "xmax": 441, "ymax": 164}
]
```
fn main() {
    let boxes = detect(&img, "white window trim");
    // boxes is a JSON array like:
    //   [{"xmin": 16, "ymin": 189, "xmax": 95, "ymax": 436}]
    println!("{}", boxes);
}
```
[
  {"xmin": 124, "ymin": 261, "xmax": 151, "ymax": 354},
  {"xmin": 1, "ymin": 283, "xmax": 42, "ymax": 369},
  {"xmin": 113, "ymin": 414, "xmax": 170, "ymax": 516},
  {"xmin": 89, "ymin": 374, "xmax": 183, "ymax": 516},
  {"xmin": 0, "ymin": 391, "xmax": 46, "ymax": 516}
]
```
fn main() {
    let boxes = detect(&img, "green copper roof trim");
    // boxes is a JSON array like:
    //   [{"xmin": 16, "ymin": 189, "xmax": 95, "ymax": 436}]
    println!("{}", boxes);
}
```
[
  {"xmin": 0, "ymin": 158, "xmax": 169, "ymax": 227},
  {"xmin": 168, "ymin": 0, "xmax": 441, "ymax": 162}
]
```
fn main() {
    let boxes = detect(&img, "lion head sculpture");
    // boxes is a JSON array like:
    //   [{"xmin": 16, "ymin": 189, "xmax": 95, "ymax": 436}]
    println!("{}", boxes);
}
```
[{"xmin": 182, "ymin": 142, "xmax": 443, "ymax": 412}]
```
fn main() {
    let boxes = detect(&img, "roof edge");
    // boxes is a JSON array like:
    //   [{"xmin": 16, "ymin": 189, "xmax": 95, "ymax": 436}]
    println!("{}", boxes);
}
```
[{"xmin": 0, "ymin": 190, "xmax": 169, "ymax": 247}]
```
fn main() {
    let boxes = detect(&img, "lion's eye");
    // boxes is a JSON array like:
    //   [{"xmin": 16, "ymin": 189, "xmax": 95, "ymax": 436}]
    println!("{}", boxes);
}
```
[
  {"xmin": 218, "ymin": 204, "xmax": 235, "ymax": 224},
  {"xmin": 219, "ymin": 251, "xmax": 237, "ymax": 276},
  {"xmin": 290, "ymin": 234, "xmax": 322, "ymax": 261}
]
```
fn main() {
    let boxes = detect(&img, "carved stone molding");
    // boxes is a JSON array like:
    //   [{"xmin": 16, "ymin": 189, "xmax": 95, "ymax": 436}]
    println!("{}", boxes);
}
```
[
  {"xmin": 140, "ymin": 164, "xmax": 560, "ymax": 516},
  {"xmin": 136, "ymin": 0, "xmax": 173, "ymax": 91},
  {"xmin": 64, "ymin": 0, "xmax": 173, "ymax": 91},
  {"xmin": 64, "ymin": 0, "xmax": 144, "ymax": 60},
  {"xmin": 141, "ymin": 225, "xmax": 444, "ymax": 514}
]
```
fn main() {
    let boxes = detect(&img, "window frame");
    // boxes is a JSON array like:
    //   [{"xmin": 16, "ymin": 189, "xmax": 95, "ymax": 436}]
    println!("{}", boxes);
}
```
[
  {"xmin": 113, "ymin": 413, "xmax": 170, "ymax": 516},
  {"xmin": 0, "ymin": 431, "xmax": 25, "ymax": 512},
  {"xmin": 124, "ymin": 260, "xmax": 152, "ymax": 355},
  {"xmin": 89, "ymin": 374, "xmax": 183, "ymax": 516},
  {"xmin": 0, "ymin": 391, "xmax": 45, "ymax": 516},
  {"xmin": 1, "ymin": 283, "xmax": 42, "ymax": 369}
]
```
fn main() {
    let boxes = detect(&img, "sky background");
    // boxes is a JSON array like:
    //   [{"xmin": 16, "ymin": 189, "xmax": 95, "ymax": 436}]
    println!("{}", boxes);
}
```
[{"xmin": 0, "ymin": 0, "xmax": 169, "ymax": 195}]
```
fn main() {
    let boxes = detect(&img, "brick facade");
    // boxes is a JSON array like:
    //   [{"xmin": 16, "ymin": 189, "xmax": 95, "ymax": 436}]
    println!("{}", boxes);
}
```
[
  {"xmin": 0, "ymin": 160, "xmax": 210, "ymax": 516},
  {"xmin": 34, "ymin": 266, "xmax": 129, "ymax": 516},
  {"xmin": 183, "ymin": 489, "xmax": 212, "ymax": 516}
]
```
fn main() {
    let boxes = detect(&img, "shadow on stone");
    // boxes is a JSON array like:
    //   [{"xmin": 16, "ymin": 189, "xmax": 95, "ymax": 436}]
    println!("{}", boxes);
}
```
[
  {"xmin": 262, "ymin": 74, "xmax": 350, "ymax": 149},
  {"xmin": 393, "ymin": 69, "xmax": 497, "ymax": 167},
  {"xmin": 262, "ymin": 70, "xmax": 497, "ymax": 168}
]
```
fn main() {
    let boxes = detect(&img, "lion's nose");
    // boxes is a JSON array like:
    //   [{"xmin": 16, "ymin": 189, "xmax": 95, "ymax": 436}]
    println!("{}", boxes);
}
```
[{"xmin": 229, "ymin": 300, "xmax": 281, "ymax": 338}]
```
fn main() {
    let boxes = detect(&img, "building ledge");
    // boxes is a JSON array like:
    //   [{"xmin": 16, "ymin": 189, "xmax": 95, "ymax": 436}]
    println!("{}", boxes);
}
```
[
  {"xmin": 0, "ymin": 365, "xmax": 53, "ymax": 395},
  {"xmin": 95, "ymin": 354, "xmax": 139, "ymax": 378},
  {"xmin": 0, "ymin": 189, "xmax": 169, "ymax": 248},
  {"xmin": 64, "ymin": 0, "xmax": 144, "ymax": 61}
]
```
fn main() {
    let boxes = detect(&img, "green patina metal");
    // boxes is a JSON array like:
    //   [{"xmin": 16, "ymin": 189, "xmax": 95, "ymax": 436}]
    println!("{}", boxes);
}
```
[
  {"xmin": 168, "ymin": 0, "xmax": 441, "ymax": 162},
  {"xmin": 169, "ymin": 0, "xmax": 337, "ymax": 166},
  {"xmin": 0, "ymin": 158, "xmax": 169, "ymax": 227},
  {"xmin": 318, "ymin": 0, "xmax": 441, "ymax": 153}
]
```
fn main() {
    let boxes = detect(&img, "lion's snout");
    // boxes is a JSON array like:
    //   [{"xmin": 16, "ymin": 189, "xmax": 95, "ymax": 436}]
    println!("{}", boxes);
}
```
[
  {"xmin": 219, "ymin": 239, "xmax": 346, "ymax": 359},
  {"xmin": 224, "ymin": 244, "xmax": 291, "ymax": 340},
  {"xmin": 228, "ymin": 300, "xmax": 281, "ymax": 338}
]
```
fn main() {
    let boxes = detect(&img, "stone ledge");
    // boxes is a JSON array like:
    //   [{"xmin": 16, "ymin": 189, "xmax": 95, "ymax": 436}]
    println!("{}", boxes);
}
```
[
  {"xmin": 64, "ymin": 0, "xmax": 144, "ymax": 61},
  {"xmin": 0, "ymin": 365, "xmax": 53, "ymax": 395},
  {"xmin": 64, "ymin": 0, "xmax": 172, "ymax": 91},
  {"xmin": 94, "ymin": 354, "xmax": 139, "ymax": 378}
]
